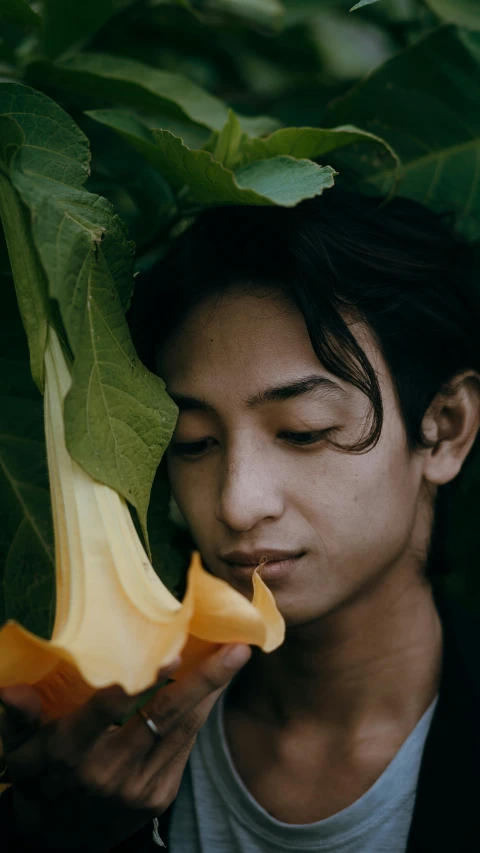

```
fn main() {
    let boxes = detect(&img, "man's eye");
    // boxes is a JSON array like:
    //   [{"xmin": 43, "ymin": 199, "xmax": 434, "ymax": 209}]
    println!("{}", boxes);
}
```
[
  {"xmin": 170, "ymin": 429, "xmax": 334, "ymax": 458},
  {"xmin": 280, "ymin": 429, "xmax": 334, "ymax": 446},
  {"xmin": 170, "ymin": 439, "xmax": 215, "ymax": 457}
]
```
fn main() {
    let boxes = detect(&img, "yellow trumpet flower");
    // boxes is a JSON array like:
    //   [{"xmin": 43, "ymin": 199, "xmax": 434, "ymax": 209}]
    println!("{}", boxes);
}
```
[{"xmin": 0, "ymin": 328, "xmax": 285, "ymax": 720}]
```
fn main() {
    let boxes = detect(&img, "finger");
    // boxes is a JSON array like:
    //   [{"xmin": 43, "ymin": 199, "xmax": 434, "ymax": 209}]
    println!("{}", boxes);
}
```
[
  {"xmin": 94, "ymin": 645, "xmax": 250, "ymax": 801},
  {"xmin": 0, "ymin": 685, "xmax": 44, "ymax": 752},
  {"xmin": 115, "ymin": 643, "xmax": 251, "ymax": 757},
  {"xmin": 139, "ymin": 678, "xmax": 230, "ymax": 788},
  {"xmin": 55, "ymin": 656, "xmax": 184, "ymax": 759},
  {"xmin": 147, "ymin": 643, "xmax": 251, "ymax": 733},
  {"xmin": 118, "ymin": 732, "xmax": 198, "ymax": 812}
]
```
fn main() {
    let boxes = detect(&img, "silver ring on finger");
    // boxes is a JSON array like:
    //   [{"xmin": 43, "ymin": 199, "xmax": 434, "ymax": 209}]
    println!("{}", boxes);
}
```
[{"xmin": 137, "ymin": 706, "xmax": 162, "ymax": 740}]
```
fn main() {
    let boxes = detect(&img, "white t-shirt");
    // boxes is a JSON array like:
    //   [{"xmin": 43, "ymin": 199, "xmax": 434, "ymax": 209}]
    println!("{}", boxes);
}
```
[{"xmin": 169, "ymin": 687, "xmax": 437, "ymax": 852}]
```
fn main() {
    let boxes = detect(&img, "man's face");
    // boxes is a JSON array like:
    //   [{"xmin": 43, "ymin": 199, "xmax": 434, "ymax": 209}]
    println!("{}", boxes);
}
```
[{"xmin": 158, "ymin": 288, "xmax": 431, "ymax": 628}]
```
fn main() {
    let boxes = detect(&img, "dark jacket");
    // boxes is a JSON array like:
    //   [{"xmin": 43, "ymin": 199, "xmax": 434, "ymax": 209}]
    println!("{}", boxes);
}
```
[{"xmin": 2, "ymin": 585, "xmax": 480, "ymax": 852}]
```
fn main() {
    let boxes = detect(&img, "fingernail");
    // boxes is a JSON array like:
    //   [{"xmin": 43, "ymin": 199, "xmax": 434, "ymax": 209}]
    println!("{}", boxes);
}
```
[{"xmin": 222, "ymin": 644, "xmax": 251, "ymax": 669}]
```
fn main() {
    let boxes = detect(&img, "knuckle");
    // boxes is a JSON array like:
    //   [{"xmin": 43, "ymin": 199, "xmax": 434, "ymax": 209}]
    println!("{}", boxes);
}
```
[
  {"xmin": 149, "ymin": 692, "xmax": 179, "ymax": 730},
  {"xmin": 77, "ymin": 763, "xmax": 110, "ymax": 795},
  {"xmin": 89, "ymin": 763, "xmax": 119, "ymax": 796},
  {"xmin": 202, "ymin": 661, "xmax": 228, "ymax": 693},
  {"xmin": 119, "ymin": 779, "xmax": 148, "ymax": 810},
  {"xmin": 199, "ymin": 667, "xmax": 225, "ymax": 693}
]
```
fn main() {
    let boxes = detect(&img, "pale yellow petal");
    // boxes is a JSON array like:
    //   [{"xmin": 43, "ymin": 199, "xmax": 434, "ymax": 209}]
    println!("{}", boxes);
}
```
[
  {"xmin": 252, "ymin": 566, "xmax": 286, "ymax": 652},
  {"xmin": 187, "ymin": 552, "xmax": 285, "ymax": 651},
  {"xmin": 0, "ymin": 329, "xmax": 285, "ymax": 720}
]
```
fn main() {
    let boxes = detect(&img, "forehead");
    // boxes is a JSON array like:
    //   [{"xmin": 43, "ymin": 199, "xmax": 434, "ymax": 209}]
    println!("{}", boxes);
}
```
[
  {"xmin": 157, "ymin": 288, "xmax": 387, "ymax": 407},
  {"xmin": 167, "ymin": 288, "xmax": 301, "ymax": 344}
]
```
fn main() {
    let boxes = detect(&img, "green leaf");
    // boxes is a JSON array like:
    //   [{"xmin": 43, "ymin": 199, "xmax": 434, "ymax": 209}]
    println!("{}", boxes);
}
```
[
  {"xmin": 207, "ymin": 108, "xmax": 249, "ymax": 169},
  {"xmin": 350, "ymin": 0, "xmax": 383, "ymax": 10},
  {"xmin": 325, "ymin": 25, "xmax": 480, "ymax": 240},
  {"xmin": 311, "ymin": 8, "xmax": 395, "ymax": 82},
  {"xmin": 0, "ymin": 84, "xmax": 91, "ymax": 197},
  {"xmin": 32, "ymin": 186, "xmax": 179, "ymax": 537},
  {"xmin": 425, "ymin": 0, "xmax": 480, "ymax": 31},
  {"xmin": 239, "ymin": 124, "xmax": 400, "ymax": 191},
  {"xmin": 0, "ymin": 280, "xmax": 54, "ymax": 638},
  {"xmin": 87, "ymin": 110, "xmax": 336, "ymax": 206},
  {"xmin": 1, "ymin": 82, "xmax": 178, "ymax": 543},
  {"xmin": 205, "ymin": 0, "xmax": 285, "ymax": 30},
  {"xmin": 86, "ymin": 120, "xmax": 177, "ymax": 249},
  {"xmin": 141, "ymin": 113, "xmax": 211, "ymax": 151},
  {"xmin": 28, "ymin": 53, "xmax": 281, "ymax": 135},
  {"xmin": 0, "ymin": 82, "xmax": 91, "ymax": 391},
  {"xmin": 42, "ymin": 0, "xmax": 118, "ymax": 60},
  {"xmin": 40, "ymin": 1, "xmax": 138, "ymax": 60},
  {"xmin": 233, "ymin": 156, "xmax": 336, "ymax": 205},
  {"xmin": 175, "ymin": 0, "xmax": 285, "ymax": 30},
  {"xmin": 0, "ymin": 0, "xmax": 41, "ymax": 28},
  {"xmin": 0, "ymin": 113, "xmax": 49, "ymax": 391},
  {"xmin": 32, "ymin": 192, "xmax": 135, "ymax": 349}
]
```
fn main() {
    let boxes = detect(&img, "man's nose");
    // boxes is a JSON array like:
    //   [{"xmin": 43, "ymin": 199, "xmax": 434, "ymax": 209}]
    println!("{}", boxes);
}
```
[{"xmin": 214, "ymin": 443, "xmax": 284, "ymax": 532}]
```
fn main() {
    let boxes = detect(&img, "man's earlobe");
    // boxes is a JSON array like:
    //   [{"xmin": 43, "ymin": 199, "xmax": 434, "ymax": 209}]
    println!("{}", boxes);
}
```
[{"xmin": 421, "ymin": 371, "xmax": 480, "ymax": 486}]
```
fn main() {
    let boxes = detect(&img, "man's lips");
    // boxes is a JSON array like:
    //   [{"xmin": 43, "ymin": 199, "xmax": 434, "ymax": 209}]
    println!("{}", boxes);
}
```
[
  {"xmin": 223, "ymin": 552, "xmax": 305, "ymax": 583},
  {"xmin": 220, "ymin": 548, "xmax": 305, "ymax": 565}
]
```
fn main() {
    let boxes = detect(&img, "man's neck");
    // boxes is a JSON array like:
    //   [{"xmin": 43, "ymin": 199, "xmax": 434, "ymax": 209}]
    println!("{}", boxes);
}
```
[{"xmin": 229, "ymin": 565, "xmax": 443, "ymax": 738}]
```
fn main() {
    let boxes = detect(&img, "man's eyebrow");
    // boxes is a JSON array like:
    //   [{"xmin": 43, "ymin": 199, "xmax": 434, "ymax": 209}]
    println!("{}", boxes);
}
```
[{"xmin": 169, "ymin": 374, "xmax": 348, "ymax": 413}]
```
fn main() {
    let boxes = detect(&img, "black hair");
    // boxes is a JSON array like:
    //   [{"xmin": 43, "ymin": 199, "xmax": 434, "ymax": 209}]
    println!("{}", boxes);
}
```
[{"xmin": 129, "ymin": 186, "xmax": 480, "ymax": 576}]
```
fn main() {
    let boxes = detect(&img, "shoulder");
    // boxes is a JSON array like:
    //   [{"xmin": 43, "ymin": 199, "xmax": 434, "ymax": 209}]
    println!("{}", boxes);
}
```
[{"xmin": 406, "ymin": 585, "xmax": 480, "ymax": 853}]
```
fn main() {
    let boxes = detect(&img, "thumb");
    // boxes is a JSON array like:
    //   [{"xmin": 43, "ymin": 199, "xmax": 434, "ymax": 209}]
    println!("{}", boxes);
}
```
[{"xmin": 0, "ymin": 685, "xmax": 43, "ymax": 752}]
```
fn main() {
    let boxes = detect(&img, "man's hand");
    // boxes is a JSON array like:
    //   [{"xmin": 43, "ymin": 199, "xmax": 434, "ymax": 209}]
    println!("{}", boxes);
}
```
[{"xmin": 0, "ymin": 642, "xmax": 251, "ymax": 851}]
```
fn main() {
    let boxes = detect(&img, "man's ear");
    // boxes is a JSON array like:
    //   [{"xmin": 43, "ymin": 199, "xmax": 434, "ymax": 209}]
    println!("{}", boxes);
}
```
[{"xmin": 421, "ymin": 370, "xmax": 480, "ymax": 486}]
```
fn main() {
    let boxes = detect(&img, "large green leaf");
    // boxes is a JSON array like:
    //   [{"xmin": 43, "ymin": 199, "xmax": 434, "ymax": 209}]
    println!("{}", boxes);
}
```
[
  {"xmin": 176, "ymin": 0, "xmax": 285, "ymax": 29},
  {"xmin": 42, "ymin": 0, "xmax": 121, "ymax": 60},
  {"xmin": 0, "ymin": 280, "xmax": 54, "ymax": 638},
  {"xmin": 282, "ymin": 0, "xmax": 349, "ymax": 28},
  {"xmin": 141, "ymin": 112, "xmax": 211, "ymax": 151},
  {"xmin": 0, "ymin": 84, "xmax": 90, "ymax": 198},
  {"xmin": 239, "ymin": 124, "xmax": 400, "ymax": 191},
  {"xmin": 0, "ymin": 0, "xmax": 41, "ymax": 28},
  {"xmin": 45, "ymin": 192, "xmax": 178, "ymax": 536},
  {"xmin": 425, "ymin": 0, "xmax": 480, "ymax": 31},
  {"xmin": 0, "ymin": 83, "xmax": 178, "ymax": 542},
  {"xmin": 206, "ymin": 0, "xmax": 285, "ymax": 30},
  {"xmin": 232, "ymin": 155, "xmax": 336, "ymax": 205},
  {"xmin": 27, "ymin": 53, "xmax": 281, "ymax": 135},
  {"xmin": 310, "ymin": 8, "xmax": 395, "ymax": 83},
  {"xmin": 325, "ymin": 25, "xmax": 480, "ymax": 239},
  {"xmin": 0, "ymin": 114, "xmax": 49, "ymax": 391},
  {"xmin": 86, "ymin": 117, "xmax": 177, "ymax": 249},
  {"xmin": 87, "ymin": 109, "xmax": 337, "ymax": 205}
]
